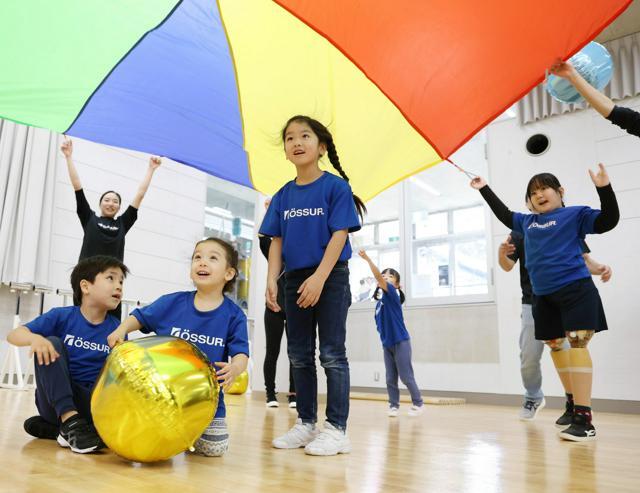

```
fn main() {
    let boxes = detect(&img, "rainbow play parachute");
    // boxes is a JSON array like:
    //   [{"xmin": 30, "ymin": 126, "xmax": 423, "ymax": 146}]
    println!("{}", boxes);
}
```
[{"xmin": 0, "ymin": 1, "xmax": 631, "ymax": 200}]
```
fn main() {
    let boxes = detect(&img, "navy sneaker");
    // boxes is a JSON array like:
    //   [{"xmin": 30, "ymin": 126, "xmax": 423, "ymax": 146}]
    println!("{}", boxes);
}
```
[
  {"xmin": 24, "ymin": 416, "xmax": 58, "ymax": 440},
  {"xmin": 57, "ymin": 415, "xmax": 104, "ymax": 454}
]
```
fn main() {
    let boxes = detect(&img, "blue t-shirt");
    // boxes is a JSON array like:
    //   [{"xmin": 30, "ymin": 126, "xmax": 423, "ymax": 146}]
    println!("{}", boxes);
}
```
[
  {"xmin": 259, "ymin": 172, "xmax": 361, "ymax": 271},
  {"xmin": 512, "ymin": 206, "xmax": 600, "ymax": 295},
  {"xmin": 374, "ymin": 283, "xmax": 410, "ymax": 348},
  {"xmin": 26, "ymin": 306, "xmax": 118, "ymax": 386},
  {"xmin": 131, "ymin": 292, "xmax": 249, "ymax": 418}
]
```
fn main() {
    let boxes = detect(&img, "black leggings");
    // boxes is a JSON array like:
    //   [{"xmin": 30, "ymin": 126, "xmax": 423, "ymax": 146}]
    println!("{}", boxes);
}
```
[{"xmin": 263, "ymin": 306, "xmax": 295, "ymax": 394}]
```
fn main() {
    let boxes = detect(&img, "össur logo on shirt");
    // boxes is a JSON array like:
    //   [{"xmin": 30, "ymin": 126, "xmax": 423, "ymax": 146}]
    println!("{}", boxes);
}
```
[
  {"xmin": 170, "ymin": 327, "xmax": 225, "ymax": 347},
  {"xmin": 527, "ymin": 220, "xmax": 557, "ymax": 230},
  {"xmin": 283, "ymin": 207, "xmax": 324, "ymax": 220},
  {"xmin": 97, "ymin": 223, "xmax": 119, "ymax": 232},
  {"xmin": 63, "ymin": 334, "xmax": 110, "ymax": 353}
]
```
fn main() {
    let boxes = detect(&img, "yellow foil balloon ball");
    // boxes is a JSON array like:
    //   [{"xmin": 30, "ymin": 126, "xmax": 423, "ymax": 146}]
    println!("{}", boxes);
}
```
[
  {"xmin": 226, "ymin": 370, "xmax": 249, "ymax": 394},
  {"xmin": 91, "ymin": 336, "xmax": 219, "ymax": 462}
]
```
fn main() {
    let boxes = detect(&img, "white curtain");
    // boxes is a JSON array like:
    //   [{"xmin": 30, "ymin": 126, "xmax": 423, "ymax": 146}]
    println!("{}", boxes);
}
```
[
  {"xmin": 0, "ymin": 119, "xmax": 57, "ymax": 286},
  {"xmin": 518, "ymin": 32, "xmax": 640, "ymax": 124}
]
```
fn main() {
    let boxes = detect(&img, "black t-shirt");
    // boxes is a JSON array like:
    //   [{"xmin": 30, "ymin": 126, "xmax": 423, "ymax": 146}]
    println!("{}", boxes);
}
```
[
  {"xmin": 508, "ymin": 230, "xmax": 590, "ymax": 304},
  {"xmin": 76, "ymin": 189, "xmax": 138, "ymax": 261}
]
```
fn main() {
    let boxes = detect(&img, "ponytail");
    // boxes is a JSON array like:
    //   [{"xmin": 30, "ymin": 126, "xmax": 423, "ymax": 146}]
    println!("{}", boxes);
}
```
[
  {"xmin": 324, "ymin": 136, "xmax": 367, "ymax": 221},
  {"xmin": 373, "ymin": 286, "xmax": 406, "ymax": 305},
  {"xmin": 372, "ymin": 268, "xmax": 405, "ymax": 304}
]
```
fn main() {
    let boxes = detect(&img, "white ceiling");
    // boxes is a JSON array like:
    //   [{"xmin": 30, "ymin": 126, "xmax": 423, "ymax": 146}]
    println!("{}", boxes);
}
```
[{"xmin": 597, "ymin": 0, "xmax": 640, "ymax": 43}]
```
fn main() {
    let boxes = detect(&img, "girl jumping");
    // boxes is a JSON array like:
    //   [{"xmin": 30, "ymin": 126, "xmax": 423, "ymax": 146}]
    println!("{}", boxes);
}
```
[{"xmin": 471, "ymin": 165, "xmax": 619, "ymax": 441}]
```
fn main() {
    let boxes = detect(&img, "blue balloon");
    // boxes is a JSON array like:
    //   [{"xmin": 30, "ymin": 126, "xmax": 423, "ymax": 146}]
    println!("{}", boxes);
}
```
[{"xmin": 545, "ymin": 42, "xmax": 613, "ymax": 104}]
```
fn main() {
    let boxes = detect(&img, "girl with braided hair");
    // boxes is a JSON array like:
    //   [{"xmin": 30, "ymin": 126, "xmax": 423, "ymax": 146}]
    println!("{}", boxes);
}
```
[{"xmin": 259, "ymin": 115, "xmax": 365, "ymax": 456}]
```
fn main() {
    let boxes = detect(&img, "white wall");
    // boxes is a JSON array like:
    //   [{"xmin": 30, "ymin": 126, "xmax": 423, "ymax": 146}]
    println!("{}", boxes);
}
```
[
  {"xmin": 1, "ymin": 132, "xmax": 207, "ymax": 369},
  {"xmin": 250, "ymin": 98, "xmax": 639, "ymax": 402}
]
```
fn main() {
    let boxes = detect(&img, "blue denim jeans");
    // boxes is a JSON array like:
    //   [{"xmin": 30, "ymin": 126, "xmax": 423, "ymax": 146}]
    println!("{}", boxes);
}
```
[
  {"xmin": 383, "ymin": 339, "xmax": 423, "ymax": 408},
  {"xmin": 520, "ymin": 304, "xmax": 545, "ymax": 402},
  {"xmin": 285, "ymin": 263, "xmax": 351, "ymax": 430}
]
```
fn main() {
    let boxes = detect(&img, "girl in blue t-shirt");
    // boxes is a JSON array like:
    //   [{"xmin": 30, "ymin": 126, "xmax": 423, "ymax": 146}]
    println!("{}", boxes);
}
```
[
  {"xmin": 259, "ymin": 115, "xmax": 365, "ymax": 456},
  {"xmin": 471, "ymin": 164, "xmax": 619, "ymax": 442},
  {"xmin": 358, "ymin": 250, "xmax": 424, "ymax": 417},
  {"xmin": 108, "ymin": 237, "xmax": 250, "ymax": 457}
]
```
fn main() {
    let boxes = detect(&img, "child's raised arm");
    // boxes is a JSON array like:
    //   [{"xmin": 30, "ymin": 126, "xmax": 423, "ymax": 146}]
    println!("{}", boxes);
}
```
[
  {"xmin": 470, "ymin": 176, "xmax": 515, "ymax": 229},
  {"xmin": 107, "ymin": 316, "xmax": 143, "ymax": 348},
  {"xmin": 7, "ymin": 326, "xmax": 59, "ymax": 365},
  {"xmin": 358, "ymin": 250, "xmax": 388, "ymax": 291},
  {"xmin": 589, "ymin": 163, "xmax": 619, "ymax": 234}
]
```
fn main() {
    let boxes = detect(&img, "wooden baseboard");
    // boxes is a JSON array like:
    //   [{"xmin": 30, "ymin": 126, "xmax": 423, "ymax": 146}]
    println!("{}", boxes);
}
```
[{"xmin": 349, "ymin": 391, "xmax": 465, "ymax": 405}]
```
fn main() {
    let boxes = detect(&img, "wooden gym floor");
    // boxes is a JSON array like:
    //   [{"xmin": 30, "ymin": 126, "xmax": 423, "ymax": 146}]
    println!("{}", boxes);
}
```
[{"xmin": 1, "ymin": 389, "xmax": 639, "ymax": 493}]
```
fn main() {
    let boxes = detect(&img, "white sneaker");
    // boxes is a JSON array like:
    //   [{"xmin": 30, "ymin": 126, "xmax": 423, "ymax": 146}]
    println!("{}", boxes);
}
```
[
  {"xmin": 388, "ymin": 407, "xmax": 399, "ymax": 417},
  {"xmin": 408, "ymin": 405, "xmax": 424, "ymax": 417},
  {"xmin": 288, "ymin": 401, "xmax": 297, "ymax": 409},
  {"xmin": 272, "ymin": 419, "xmax": 319, "ymax": 449},
  {"xmin": 519, "ymin": 398, "xmax": 546, "ymax": 421},
  {"xmin": 266, "ymin": 400, "xmax": 279, "ymax": 408},
  {"xmin": 304, "ymin": 422, "xmax": 351, "ymax": 456}
]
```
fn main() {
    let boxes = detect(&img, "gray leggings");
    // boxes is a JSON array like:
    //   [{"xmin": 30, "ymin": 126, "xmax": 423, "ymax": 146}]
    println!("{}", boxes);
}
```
[{"xmin": 383, "ymin": 339, "xmax": 423, "ymax": 407}]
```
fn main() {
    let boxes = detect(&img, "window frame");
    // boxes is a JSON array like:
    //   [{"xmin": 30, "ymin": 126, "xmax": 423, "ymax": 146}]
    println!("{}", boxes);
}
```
[{"xmin": 349, "ymin": 181, "xmax": 494, "ymax": 311}]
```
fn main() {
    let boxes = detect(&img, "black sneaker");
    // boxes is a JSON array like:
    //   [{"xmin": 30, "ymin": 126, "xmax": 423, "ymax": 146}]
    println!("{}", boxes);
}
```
[
  {"xmin": 266, "ymin": 391, "xmax": 279, "ymax": 408},
  {"xmin": 57, "ymin": 415, "xmax": 104, "ymax": 453},
  {"xmin": 555, "ymin": 401, "xmax": 574, "ymax": 429},
  {"xmin": 288, "ymin": 394, "xmax": 297, "ymax": 409},
  {"xmin": 24, "ymin": 416, "xmax": 58, "ymax": 440},
  {"xmin": 558, "ymin": 413, "xmax": 596, "ymax": 442}
]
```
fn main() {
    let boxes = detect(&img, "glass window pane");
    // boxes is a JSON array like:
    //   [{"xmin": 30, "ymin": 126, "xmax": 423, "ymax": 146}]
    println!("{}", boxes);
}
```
[
  {"xmin": 349, "ymin": 184, "xmax": 401, "ymax": 305},
  {"xmin": 411, "ymin": 243, "xmax": 451, "ymax": 298},
  {"xmin": 454, "ymin": 239, "xmax": 488, "ymax": 295},
  {"xmin": 205, "ymin": 176, "xmax": 257, "ymax": 310},
  {"xmin": 453, "ymin": 206, "xmax": 484, "ymax": 234},
  {"xmin": 378, "ymin": 220, "xmax": 400, "ymax": 244},
  {"xmin": 407, "ymin": 131, "xmax": 490, "ymax": 302},
  {"xmin": 379, "ymin": 250, "xmax": 400, "ymax": 272},
  {"xmin": 351, "ymin": 250, "xmax": 380, "ymax": 304},
  {"xmin": 413, "ymin": 211, "xmax": 447, "ymax": 239},
  {"xmin": 357, "ymin": 224, "xmax": 375, "ymax": 246}
]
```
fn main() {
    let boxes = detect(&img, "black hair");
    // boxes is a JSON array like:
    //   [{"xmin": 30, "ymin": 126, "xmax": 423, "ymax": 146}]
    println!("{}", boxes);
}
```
[
  {"xmin": 193, "ymin": 237, "xmax": 239, "ymax": 294},
  {"xmin": 71, "ymin": 255, "xmax": 129, "ymax": 305},
  {"xmin": 99, "ymin": 190, "xmax": 122, "ymax": 206},
  {"xmin": 525, "ymin": 173, "xmax": 565, "ymax": 207},
  {"xmin": 373, "ymin": 268, "xmax": 405, "ymax": 304},
  {"xmin": 282, "ymin": 115, "xmax": 367, "ymax": 220}
]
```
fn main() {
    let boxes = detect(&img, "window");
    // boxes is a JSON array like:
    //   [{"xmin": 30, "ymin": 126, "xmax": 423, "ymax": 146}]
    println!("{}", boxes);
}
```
[
  {"xmin": 410, "ymin": 205, "xmax": 488, "ymax": 299},
  {"xmin": 349, "ymin": 185, "xmax": 401, "ymax": 305},
  {"xmin": 350, "ymin": 130, "xmax": 492, "ymax": 307},
  {"xmin": 205, "ymin": 176, "xmax": 257, "ymax": 310},
  {"xmin": 406, "ymin": 131, "xmax": 491, "ymax": 303}
]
